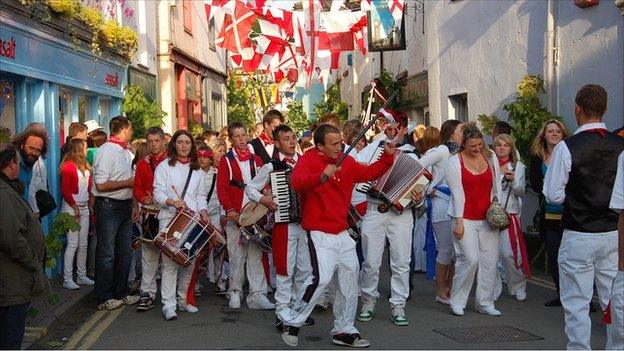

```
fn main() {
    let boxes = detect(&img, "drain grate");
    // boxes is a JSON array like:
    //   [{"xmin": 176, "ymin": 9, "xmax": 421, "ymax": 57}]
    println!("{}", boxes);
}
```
[{"xmin": 433, "ymin": 326, "xmax": 543, "ymax": 344}]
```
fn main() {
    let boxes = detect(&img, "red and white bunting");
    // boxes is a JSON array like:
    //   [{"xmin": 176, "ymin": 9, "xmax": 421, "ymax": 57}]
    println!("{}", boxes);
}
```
[
  {"xmin": 216, "ymin": 0, "xmax": 257, "ymax": 54},
  {"xmin": 388, "ymin": 0, "xmax": 405, "ymax": 30}
]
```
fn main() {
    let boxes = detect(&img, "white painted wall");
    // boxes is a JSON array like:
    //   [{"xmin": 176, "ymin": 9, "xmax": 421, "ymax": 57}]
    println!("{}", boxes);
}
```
[{"xmin": 124, "ymin": 0, "xmax": 158, "ymax": 75}]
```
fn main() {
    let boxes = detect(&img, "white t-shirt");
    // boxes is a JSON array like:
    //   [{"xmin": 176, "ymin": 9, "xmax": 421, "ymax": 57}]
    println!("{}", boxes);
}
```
[
  {"xmin": 609, "ymin": 151, "xmax": 624, "ymax": 212},
  {"xmin": 91, "ymin": 142, "xmax": 134, "ymax": 200}
]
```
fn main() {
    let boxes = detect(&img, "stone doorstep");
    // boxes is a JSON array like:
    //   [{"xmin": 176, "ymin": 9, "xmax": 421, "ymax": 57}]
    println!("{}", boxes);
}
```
[{"xmin": 21, "ymin": 278, "xmax": 94, "ymax": 350}]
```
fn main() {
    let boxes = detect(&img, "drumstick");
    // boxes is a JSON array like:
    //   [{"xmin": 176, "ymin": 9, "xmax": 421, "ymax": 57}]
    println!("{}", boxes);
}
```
[{"xmin": 172, "ymin": 185, "xmax": 183, "ymax": 201}]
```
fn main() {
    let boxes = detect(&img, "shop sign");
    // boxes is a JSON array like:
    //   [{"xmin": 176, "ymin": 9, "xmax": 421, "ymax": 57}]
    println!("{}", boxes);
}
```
[
  {"xmin": 403, "ymin": 72, "xmax": 428, "ymax": 105},
  {"xmin": 0, "ymin": 36, "xmax": 16, "ymax": 59},
  {"xmin": 105, "ymin": 72, "xmax": 119, "ymax": 87}
]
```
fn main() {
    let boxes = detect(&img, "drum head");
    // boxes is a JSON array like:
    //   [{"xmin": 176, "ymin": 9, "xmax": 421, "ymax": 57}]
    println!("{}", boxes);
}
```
[{"xmin": 238, "ymin": 201, "xmax": 269, "ymax": 227}]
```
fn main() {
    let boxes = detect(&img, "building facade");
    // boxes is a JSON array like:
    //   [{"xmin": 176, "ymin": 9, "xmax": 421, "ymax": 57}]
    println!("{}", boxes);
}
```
[{"xmin": 157, "ymin": 0, "xmax": 228, "ymax": 133}]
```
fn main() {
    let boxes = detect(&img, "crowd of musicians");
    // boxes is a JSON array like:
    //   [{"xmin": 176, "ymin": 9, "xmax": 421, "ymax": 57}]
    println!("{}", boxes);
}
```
[{"xmin": 1, "ymin": 84, "xmax": 623, "ymax": 349}]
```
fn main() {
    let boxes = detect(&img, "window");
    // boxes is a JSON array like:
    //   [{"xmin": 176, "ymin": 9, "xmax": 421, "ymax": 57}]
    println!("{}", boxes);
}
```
[
  {"xmin": 208, "ymin": 18, "xmax": 216, "ymax": 51},
  {"xmin": 183, "ymin": 0, "xmax": 192, "ymax": 35},
  {"xmin": 448, "ymin": 93, "xmax": 468, "ymax": 122},
  {"xmin": 212, "ymin": 93, "xmax": 222, "ymax": 126}
]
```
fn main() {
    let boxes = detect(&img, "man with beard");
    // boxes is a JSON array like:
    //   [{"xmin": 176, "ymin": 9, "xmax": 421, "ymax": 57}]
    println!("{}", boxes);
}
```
[{"xmin": 11, "ymin": 124, "xmax": 48, "ymax": 218}]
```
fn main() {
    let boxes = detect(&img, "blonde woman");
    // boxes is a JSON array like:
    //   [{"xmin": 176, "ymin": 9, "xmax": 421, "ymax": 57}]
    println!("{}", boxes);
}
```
[
  {"xmin": 60, "ymin": 139, "xmax": 93, "ymax": 289},
  {"xmin": 528, "ymin": 119, "xmax": 569, "ymax": 306},
  {"xmin": 445, "ymin": 124, "xmax": 503, "ymax": 316},
  {"xmin": 493, "ymin": 134, "xmax": 529, "ymax": 301}
]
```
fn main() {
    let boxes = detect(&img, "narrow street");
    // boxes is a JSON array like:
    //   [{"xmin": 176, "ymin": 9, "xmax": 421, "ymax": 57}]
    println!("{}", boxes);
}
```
[{"xmin": 32, "ymin": 264, "xmax": 607, "ymax": 350}]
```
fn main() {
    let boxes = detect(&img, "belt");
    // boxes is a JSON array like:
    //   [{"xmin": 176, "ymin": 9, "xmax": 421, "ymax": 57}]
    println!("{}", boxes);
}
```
[
  {"xmin": 544, "ymin": 213, "xmax": 562, "ymax": 220},
  {"xmin": 95, "ymin": 196, "xmax": 132, "ymax": 204}
]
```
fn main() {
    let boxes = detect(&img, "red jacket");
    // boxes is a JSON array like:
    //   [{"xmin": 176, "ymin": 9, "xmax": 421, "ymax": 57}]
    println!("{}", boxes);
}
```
[
  {"xmin": 292, "ymin": 148, "xmax": 393, "ymax": 234},
  {"xmin": 217, "ymin": 150, "xmax": 264, "ymax": 213},
  {"xmin": 60, "ymin": 161, "xmax": 92, "ymax": 206},
  {"xmin": 133, "ymin": 152, "xmax": 167, "ymax": 204}
]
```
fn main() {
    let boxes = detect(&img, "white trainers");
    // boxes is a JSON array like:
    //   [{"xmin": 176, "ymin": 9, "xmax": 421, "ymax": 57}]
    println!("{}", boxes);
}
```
[
  {"xmin": 450, "ymin": 304, "xmax": 464, "ymax": 316},
  {"xmin": 121, "ymin": 295, "xmax": 140, "ymax": 305},
  {"xmin": 179, "ymin": 303, "xmax": 199, "ymax": 313},
  {"xmin": 477, "ymin": 305, "xmax": 502, "ymax": 316},
  {"xmin": 63, "ymin": 280, "xmax": 80, "ymax": 290},
  {"xmin": 229, "ymin": 293, "xmax": 241, "ymax": 309},
  {"xmin": 315, "ymin": 295, "xmax": 331, "ymax": 310},
  {"xmin": 282, "ymin": 326, "xmax": 300, "ymax": 347},
  {"xmin": 77, "ymin": 276, "xmax": 95, "ymax": 286},
  {"xmin": 247, "ymin": 293, "xmax": 276, "ymax": 310},
  {"xmin": 391, "ymin": 305, "xmax": 409, "ymax": 326},
  {"xmin": 515, "ymin": 289, "xmax": 527, "ymax": 301},
  {"xmin": 97, "ymin": 299, "xmax": 123, "ymax": 310},
  {"xmin": 163, "ymin": 307, "xmax": 177, "ymax": 321},
  {"xmin": 357, "ymin": 299, "xmax": 375, "ymax": 322}
]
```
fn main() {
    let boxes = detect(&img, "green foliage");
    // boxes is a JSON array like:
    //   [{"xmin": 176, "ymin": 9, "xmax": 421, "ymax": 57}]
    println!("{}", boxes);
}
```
[
  {"xmin": 122, "ymin": 85, "xmax": 166, "ymax": 140},
  {"xmin": 285, "ymin": 101, "xmax": 310, "ymax": 135},
  {"xmin": 503, "ymin": 75, "xmax": 564, "ymax": 163},
  {"xmin": 313, "ymin": 80, "xmax": 348, "ymax": 121},
  {"xmin": 226, "ymin": 73, "xmax": 256, "ymax": 130},
  {"xmin": 477, "ymin": 114, "xmax": 500, "ymax": 137},
  {"xmin": 46, "ymin": 212, "xmax": 80, "ymax": 269},
  {"xmin": 187, "ymin": 120, "xmax": 205, "ymax": 139}
]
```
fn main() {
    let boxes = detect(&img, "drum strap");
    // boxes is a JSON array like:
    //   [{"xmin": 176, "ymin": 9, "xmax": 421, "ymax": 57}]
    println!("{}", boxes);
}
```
[
  {"xmin": 207, "ymin": 173, "xmax": 217, "ymax": 201},
  {"xmin": 181, "ymin": 168, "xmax": 193, "ymax": 199}
]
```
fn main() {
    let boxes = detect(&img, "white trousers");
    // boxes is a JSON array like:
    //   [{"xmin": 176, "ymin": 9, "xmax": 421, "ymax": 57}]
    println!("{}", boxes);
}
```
[
  {"xmin": 160, "ymin": 255, "xmax": 194, "ymax": 310},
  {"xmin": 607, "ymin": 270, "xmax": 624, "ymax": 350},
  {"xmin": 274, "ymin": 223, "xmax": 311, "ymax": 314},
  {"xmin": 558, "ymin": 230, "xmax": 618, "ymax": 350},
  {"xmin": 499, "ymin": 227, "xmax": 527, "ymax": 296},
  {"xmin": 140, "ymin": 243, "xmax": 161, "ymax": 298},
  {"xmin": 432, "ymin": 220, "xmax": 454, "ymax": 265},
  {"xmin": 279, "ymin": 231, "xmax": 359, "ymax": 335},
  {"xmin": 207, "ymin": 213, "xmax": 227, "ymax": 284},
  {"xmin": 450, "ymin": 219, "xmax": 500, "ymax": 309},
  {"xmin": 412, "ymin": 213, "xmax": 427, "ymax": 272},
  {"xmin": 361, "ymin": 204, "xmax": 413, "ymax": 306},
  {"xmin": 225, "ymin": 221, "xmax": 268, "ymax": 300},
  {"xmin": 62, "ymin": 203, "xmax": 90, "ymax": 282}
]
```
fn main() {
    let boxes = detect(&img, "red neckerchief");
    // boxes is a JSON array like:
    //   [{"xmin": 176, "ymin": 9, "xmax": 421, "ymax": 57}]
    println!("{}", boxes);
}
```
[
  {"xmin": 498, "ymin": 157, "xmax": 510, "ymax": 167},
  {"xmin": 283, "ymin": 157, "xmax": 296, "ymax": 166},
  {"xmin": 149, "ymin": 151, "xmax": 167, "ymax": 166},
  {"xmin": 109, "ymin": 136, "xmax": 128, "ymax": 149},
  {"xmin": 584, "ymin": 128, "xmax": 607, "ymax": 138},
  {"xmin": 259, "ymin": 133, "xmax": 273, "ymax": 146},
  {"xmin": 234, "ymin": 147, "xmax": 252, "ymax": 161},
  {"xmin": 177, "ymin": 156, "xmax": 191, "ymax": 164}
]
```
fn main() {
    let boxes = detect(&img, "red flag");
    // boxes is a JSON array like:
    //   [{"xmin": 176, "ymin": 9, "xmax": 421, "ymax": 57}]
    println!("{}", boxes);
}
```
[{"xmin": 216, "ymin": 1, "xmax": 257, "ymax": 54}]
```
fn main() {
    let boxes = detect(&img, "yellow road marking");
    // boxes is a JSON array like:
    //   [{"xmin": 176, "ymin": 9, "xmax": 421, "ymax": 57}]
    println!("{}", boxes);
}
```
[
  {"xmin": 75, "ymin": 306, "xmax": 124, "ymax": 350},
  {"xmin": 64, "ymin": 310, "xmax": 108, "ymax": 350}
]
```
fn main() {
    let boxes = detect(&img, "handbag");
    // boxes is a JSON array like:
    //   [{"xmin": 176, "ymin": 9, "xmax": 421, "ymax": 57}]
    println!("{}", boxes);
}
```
[
  {"xmin": 486, "ymin": 181, "xmax": 512, "ymax": 230},
  {"xmin": 35, "ymin": 161, "xmax": 56, "ymax": 218}
]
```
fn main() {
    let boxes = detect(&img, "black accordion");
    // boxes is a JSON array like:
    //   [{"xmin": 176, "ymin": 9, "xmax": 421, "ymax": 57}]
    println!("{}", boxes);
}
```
[{"xmin": 270, "ymin": 169, "xmax": 301, "ymax": 223}]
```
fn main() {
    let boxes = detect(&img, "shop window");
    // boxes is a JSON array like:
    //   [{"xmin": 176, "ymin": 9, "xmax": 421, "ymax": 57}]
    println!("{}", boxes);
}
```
[
  {"xmin": 212, "ymin": 93, "xmax": 222, "ymax": 126},
  {"xmin": 448, "ymin": 93, "xmax": 468, "ymax": 122},
  {"xmin": 183, "ymin": 0, "xmax": 193, "ymax": 35},
  {"xmin": 0, "ymin": 80, "xmax": 16, "ymax": 141}
]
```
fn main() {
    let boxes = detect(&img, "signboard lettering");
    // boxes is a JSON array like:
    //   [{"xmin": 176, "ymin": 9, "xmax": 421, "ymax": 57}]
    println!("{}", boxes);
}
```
[{"xmin": 0, "ymin": 37, "xmax": 16, "ymax": 59}]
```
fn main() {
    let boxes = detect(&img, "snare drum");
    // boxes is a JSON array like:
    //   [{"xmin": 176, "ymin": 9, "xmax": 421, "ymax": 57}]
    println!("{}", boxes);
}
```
[
  {"xmin": 140, "ymin": 203, "xmax": 161, "ymax": 243},
  {"xmin": 238, "ymin": 201, "xmax": 273, "ymax": 252},
  {"xmin": 154, "ymin": 208, "xmax": 223, "ymax": 267}
]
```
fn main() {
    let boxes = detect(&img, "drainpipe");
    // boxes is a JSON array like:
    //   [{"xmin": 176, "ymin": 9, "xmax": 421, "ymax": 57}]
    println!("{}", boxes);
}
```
[{"xmin": 545, "ymin": 0, "xmax": 559, "ymax": 116}]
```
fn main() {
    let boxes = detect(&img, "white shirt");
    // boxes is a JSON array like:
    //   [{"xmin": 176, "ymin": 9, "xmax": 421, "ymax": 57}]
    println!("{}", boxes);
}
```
[
  {"xmin": 91, "ymin": 142, "xmax": 134, "ymax": 200},
  {"xmin": 419, "ymin": 144, "xmax": 453, "ymax": 222},
  {"xmin": 224, "ymin": 147, "xmax": 257, "ymax": 207},
  {"xmin": 153, "ymin": 161, "xmax": 208, "ymax": 229},
  {"xmin": 202, "ymin": 167, "xmax": 221, "ymax": 216},
  {"xmin": 610, "ymin": 151, "xmax": 624, "ymax": 212},
  {"xmin": 543, "ymin": 122, "xmax": 607, "ymax": 205},
  {"xmin": 497, "ymin": 161, "xmax": 526, "ymax": 215},
  {"xmin": 352, "ymin": 140, "xmax": 383, "ymax": 206},
  {"xmin": 245, "ymin": 152, "xmax": 299, "ymax": 204}
]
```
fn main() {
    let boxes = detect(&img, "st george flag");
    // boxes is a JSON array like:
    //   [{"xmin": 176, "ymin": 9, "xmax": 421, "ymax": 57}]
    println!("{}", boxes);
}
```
[{"xmin": 215, "ymin": 0, "xmax": 257, "ymax": 54}]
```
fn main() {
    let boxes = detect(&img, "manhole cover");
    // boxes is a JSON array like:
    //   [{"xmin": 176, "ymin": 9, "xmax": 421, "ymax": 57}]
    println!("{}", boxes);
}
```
[{"xmin": 433, "ymin": 326, "xmax": 543, "ymax": 344}]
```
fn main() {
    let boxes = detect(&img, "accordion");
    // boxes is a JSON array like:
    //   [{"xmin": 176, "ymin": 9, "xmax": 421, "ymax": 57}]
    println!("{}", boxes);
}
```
[
  {"xmin": 368, "ymin": 150, "xmax": 432, "ymax": 214},
  {"xmin": 270, "ymin": 170, "xmax": 301, "ymax": 223},
  {"xmin": 354, "ymin": 143, "xmax": 385, "ymax": 194}
]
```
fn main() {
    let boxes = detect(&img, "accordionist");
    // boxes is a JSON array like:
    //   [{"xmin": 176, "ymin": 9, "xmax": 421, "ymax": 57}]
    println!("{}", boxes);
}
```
[{"xmin": 245, "ymin": 124, "xmax": 314, "ymax": 331}]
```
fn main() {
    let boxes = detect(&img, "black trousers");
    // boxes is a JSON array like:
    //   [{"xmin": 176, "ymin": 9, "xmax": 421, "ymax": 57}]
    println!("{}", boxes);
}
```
[
  {"xmin": 541, "ymin": 218, "xmax": 563, "ymax": 294},
  {"xmin": 0, "ymin": 303, "xmax": 29, "ymax": 349}
]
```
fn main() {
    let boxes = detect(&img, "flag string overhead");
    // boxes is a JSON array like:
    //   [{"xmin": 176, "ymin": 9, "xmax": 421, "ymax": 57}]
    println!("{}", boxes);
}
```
[{"xmin": 207, "ymin": 0, "xmax": 404, "ymax": 87}]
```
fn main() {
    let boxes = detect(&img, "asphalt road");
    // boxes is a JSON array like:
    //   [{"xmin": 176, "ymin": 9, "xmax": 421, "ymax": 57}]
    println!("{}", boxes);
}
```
[{"xmin": 34, "ymin": 263, "xmax": 608, "ymax": 350}]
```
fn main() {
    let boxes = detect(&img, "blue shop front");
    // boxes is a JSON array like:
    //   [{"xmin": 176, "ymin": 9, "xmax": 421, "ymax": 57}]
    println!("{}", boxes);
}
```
[{"xmin": 0, "ymin": 9, "xmax": 127, "ymax": 273}]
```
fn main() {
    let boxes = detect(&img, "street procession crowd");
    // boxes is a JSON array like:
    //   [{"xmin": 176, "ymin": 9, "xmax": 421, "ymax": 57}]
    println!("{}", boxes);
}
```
[{"xmin": 1, "ymin": 84, "xmax": 623, "ymax": 349}]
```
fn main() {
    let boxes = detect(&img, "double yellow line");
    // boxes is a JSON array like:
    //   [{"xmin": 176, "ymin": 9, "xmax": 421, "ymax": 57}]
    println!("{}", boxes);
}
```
[{"xmin": 65, "ymin": 306, "xmax": 125, "ymax": 350}]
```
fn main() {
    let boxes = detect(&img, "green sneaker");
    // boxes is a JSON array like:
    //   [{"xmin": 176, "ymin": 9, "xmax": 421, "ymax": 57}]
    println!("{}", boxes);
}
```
[
  {"xmin": 357, "ymin": 300, "xmax": 375, "ymax": 322},
  {"xmin": 391, "ymin": 306, "xmax": 409, "ymax": 326}
]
